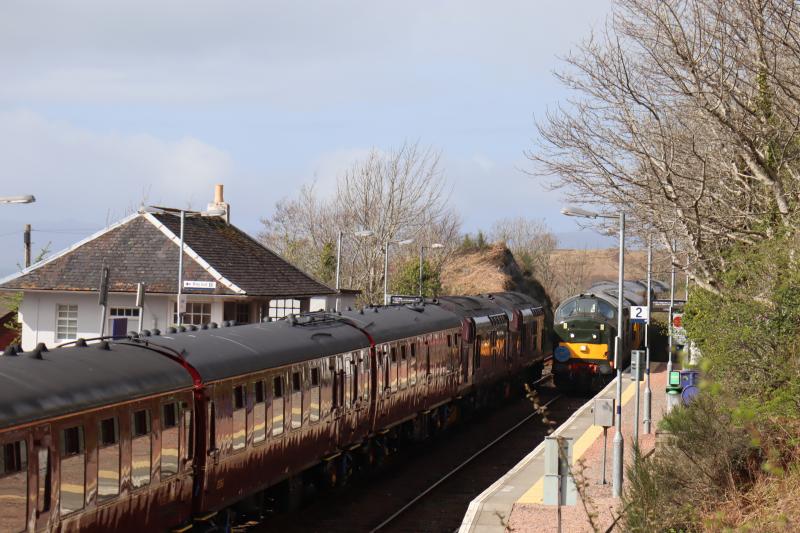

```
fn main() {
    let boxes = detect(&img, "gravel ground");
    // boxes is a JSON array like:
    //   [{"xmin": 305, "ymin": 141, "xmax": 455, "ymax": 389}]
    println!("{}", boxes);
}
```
[{"xmin": 508, "ymin": 364, "xmax": 668, "ymax": 533}]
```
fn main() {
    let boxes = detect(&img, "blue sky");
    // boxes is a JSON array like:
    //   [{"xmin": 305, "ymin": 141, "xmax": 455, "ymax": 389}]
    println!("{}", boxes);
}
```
[{"xmin": 0, "ymin": 1, "xmax": 615, "ymax": 276}]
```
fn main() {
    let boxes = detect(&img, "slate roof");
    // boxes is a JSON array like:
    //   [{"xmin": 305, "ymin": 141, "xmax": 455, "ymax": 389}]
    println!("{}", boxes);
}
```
[{"xmin": 0, "ymin": 211, "xmax": 335, "ymax": 298}]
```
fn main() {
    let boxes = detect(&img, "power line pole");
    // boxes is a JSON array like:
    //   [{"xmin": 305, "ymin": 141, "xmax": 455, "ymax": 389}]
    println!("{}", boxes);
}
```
[{"xmin": 23, "ymin": 224, "xmax": 31, "ymax": 268}]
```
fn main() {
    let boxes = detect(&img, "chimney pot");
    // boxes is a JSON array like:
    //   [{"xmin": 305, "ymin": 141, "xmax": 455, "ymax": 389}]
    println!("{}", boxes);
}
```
[{"xmin": 215, "ymin": 184, "xmax": 224, "ymax": 204}]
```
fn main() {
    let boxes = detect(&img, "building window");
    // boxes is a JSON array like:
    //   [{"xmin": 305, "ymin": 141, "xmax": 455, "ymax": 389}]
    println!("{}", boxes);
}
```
[
  {"xmin": 268, "ymin": 299, "xmax": 301, "ymax": 320},
  {"xmin": 108, "ymin": 307, "xmax": 139, "ymax": 337},
  {"xmin": 173, "ymin": 302, "xmax": 211, "ymax": 326},
  {"xmin": 56, "ymin": 304, "xmax": 78, "ymax": 341},
  {"xmin": 224, "ymin": 302, "xmax": 251, "ymax": 324}
]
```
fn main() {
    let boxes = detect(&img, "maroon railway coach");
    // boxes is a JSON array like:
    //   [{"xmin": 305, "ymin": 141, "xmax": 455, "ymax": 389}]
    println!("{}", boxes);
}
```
[{"xmin": 0, "ymin": 292, "xmax": 545, "ymax": 532}]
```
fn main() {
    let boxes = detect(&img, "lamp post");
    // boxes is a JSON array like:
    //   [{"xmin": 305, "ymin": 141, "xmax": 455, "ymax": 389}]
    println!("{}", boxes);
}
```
[
  {"xmin": 383, "ymin": 238, "xmax": 414, "ymax": 305},
  {"xmin": 334, "ymin": 229, "xmax": 374, "ymax": 310},
  {"xmin": 561, "ymin": 206, "xmax": 626, "ymax": 498},
  {"xmin": 169, "ymin": 206, "xmax": 225, "ymax": 327},
  {"xmin": 667, "ymin": 241, "xmax": 676, "ymax": 377},
  {"xmin": 419, "ymin": 243, "xmax": 444, "ymax": 297},
  {"xmin": 643, "ymin": 235, "xmax": 653, "ymax": 434}
]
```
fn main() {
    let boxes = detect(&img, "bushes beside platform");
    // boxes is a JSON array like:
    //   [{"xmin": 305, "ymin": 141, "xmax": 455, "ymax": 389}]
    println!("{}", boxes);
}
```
[{"xmin": 623, "ymin": 238, "xmax": 800, "ymax": 532}]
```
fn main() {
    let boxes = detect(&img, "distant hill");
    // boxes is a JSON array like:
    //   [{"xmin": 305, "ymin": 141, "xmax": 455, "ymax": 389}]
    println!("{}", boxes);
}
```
[{"xmin": 548, "ymin": 248, "xmax": 676, "ymax": 304}]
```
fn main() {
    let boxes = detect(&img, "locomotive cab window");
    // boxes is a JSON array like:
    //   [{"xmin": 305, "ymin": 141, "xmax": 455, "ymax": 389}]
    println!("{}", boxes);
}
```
[
  {"xmin": 131, "ymin": 409, "xmax": 151, "ymax": 489},
  {"xmin": 272, "ymin": 376, "xmax": 285, "ymax": 436},
  {"xmin": 0, "ymin": 438, "xmax": 28, "ymax": 531},
  {"xmin": 232, "ymin": 386, "xmax": 247, "ymax": 451},
  {"xmin": 253, "ymin": 381, "xmax": 267, "ymax": 443},
  {"xmin": 161, "ymin": 403, "xmax": 179, "ymax": 477},
  {"xmin": 60, "ymin": 425, "xmax": 85, "ymax": 515},
  {"xmin": 97, "ymin": 416, "xmax": 120, "ymax": 501},
  {"xmin": 291, "ymin": 372, "xmax": 303, "ymax": 429}
]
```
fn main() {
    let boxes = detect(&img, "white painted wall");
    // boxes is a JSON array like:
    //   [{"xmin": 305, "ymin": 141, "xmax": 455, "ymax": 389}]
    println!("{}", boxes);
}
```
[
  {"xmin": 310, "ymin": 293, "xmax": 359, "ymax": 312},
  {"xmin": 17, "ymin": 291, "xmax": 229, "ymax": 351}
]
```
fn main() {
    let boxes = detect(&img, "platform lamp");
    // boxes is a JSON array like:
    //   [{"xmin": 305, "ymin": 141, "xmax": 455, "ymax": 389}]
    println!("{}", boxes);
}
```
[
  {"xmin": 335, "ymin": 229, "xmax": 374, "ymax": 310},
  {"xmin": 383, "ymin": 238, "xmax": 414, "ymax": 305},
  {"xmin": 561, "ymin": 206, "xmax": 626, "ymax": 498},
  {"xmin": 1, "ymin": 195, "xmax": 36, "ymax": 268},
  {"xmin": 0, "ymin": 195, "xmax": 36, "ymax": 204}
]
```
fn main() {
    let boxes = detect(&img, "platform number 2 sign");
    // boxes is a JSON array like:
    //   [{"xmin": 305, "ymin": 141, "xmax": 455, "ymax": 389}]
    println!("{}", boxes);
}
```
[{"xmin": 631, "ymin": 306, "xmax": 649, "ymax": 323}]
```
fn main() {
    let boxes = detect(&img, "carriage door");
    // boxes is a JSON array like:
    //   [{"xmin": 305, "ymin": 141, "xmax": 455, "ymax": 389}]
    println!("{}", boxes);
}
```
[{"xmin": 32, "ymin": 424, "xmax": 53, "ymax": 531}]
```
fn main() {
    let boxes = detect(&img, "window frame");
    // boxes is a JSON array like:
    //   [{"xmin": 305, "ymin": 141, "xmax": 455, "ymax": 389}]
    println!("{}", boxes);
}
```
[{"xmin": 55, "ymin": 304, "xmax": 78, "ymax": 341}]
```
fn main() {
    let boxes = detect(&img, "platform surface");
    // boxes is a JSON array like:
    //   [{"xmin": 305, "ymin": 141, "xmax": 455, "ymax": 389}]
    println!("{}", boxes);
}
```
[{"xmin": 459, "ymin": 363, "xmax": 668, "ymax": 533}]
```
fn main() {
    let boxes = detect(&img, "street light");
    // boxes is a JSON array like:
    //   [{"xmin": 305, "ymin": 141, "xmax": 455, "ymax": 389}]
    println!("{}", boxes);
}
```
[
  {"xmin": 419, "ymin": 243, "xmax": 444, "ymax": 297},
  {"xmin": 562, "ymin": 205, "xmax": 626, "ymax": 498},
  {"xmin": 334, "ymin": 229, "xmax": 374, "ymax": 310},
  {"xmin": 175, "ymin": 207, "xmax": 226, "ymax": 326},
  {"xmin": 0, "ymin": 195, "xmax": 36, "ymax": 204},
  {"xmin": 384, "ymin": 238, "xmax": 414, "ymax": 305}
]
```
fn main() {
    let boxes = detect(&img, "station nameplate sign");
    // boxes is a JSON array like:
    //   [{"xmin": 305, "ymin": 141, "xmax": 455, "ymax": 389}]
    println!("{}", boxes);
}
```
[{"xmin": 183, "ymin": 280, "xmax": 216, "ymax": 289}]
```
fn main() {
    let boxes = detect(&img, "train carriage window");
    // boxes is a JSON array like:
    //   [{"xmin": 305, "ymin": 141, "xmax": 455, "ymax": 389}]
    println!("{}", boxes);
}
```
[
  {"xmin": 426, "ymin": 342, "xmax": 432, "ymax": 375},
  {"xmin": 97, "ymin": 416, "xmax": 120, "ymax": 501},
  {"xmin": 382, "ymin": 347, "xmax": 390, "ymax": 391},
  {"xmin": 0, "ymin": 439, "xmax": 28, "ymax": 531},
  {"xmin": 37, "ymin": 446, "xmax": 51, "ymax": 514},
  {"xmin": 131, "ymin": 410, "xmax": 151, "ymax": 489},
  {"xmin": 291, "ymin": 372, "xmax": 303, "ymax": 429},
  {"xmin": 272, "ymin": 376, "xmax": 285, "ymax": 436},
  {"xmin": 390, "ymin": 346, "xmax": 398, "ymax": 391},
  {"xmin": 447, "ymin": 334, "xmax": 452, "ymax": 348},
  {"xmin": 161, "ymin": 403, "xmax": 179, "ymax": 477},
  {"xmin": 409, "ymin": 342, "xmax": 417, "ymax": 386},
  {"xmin": 474, "ymin": 335, "xmax": 482, "ymax": 368},
  {"xmin": 232, "ymin": 386, "xmax": 247, "ymax": 451},
  {"xmin": 344, "ymin": 355, "xmax": 352, "ymax": 406},
  {"xmin": 59, "ymin": 425, "xmax": 85, "ymax": 515},
  {"xmin": 253, "ymin": 381, "xmax": 267, "ymax": 443},
  {"xmin": 399, "ymin": 345, "xmax": 408, "ymax": 389},
  {"xmin": 309, "ymin": 368, "xmax": 321, "ymax": 422},
  {"xmin": 361, "ymin": 350, "xmax": 370, "ymax": 401},
  {"xmin": 350, "ymin": 358, "xmax": 358, "ymax": 405},
  {"xmin": 208, "ymin": 402, "xmax": 216, "ymax": 453},
  {"xmin": 183, "ymin": 407, "xmax": 194, "ymax": 460}
]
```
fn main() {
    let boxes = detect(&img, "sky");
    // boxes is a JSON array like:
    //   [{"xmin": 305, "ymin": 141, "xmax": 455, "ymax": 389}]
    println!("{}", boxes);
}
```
[{"xmin": 0, "ymin": 0, "xmax": 616, "ymax": 277}]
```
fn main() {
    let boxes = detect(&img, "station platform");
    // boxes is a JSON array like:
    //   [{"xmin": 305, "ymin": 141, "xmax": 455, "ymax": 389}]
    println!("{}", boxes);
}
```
[{"xmin": 459, "ymin": 363, "xmax": 669, "ymax": 533}]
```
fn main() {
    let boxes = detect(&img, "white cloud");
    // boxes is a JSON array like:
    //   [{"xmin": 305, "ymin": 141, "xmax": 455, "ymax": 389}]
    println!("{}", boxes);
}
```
[{"xmin": 0, "ymin": 109, "xmax": 232, "ymax": 212}]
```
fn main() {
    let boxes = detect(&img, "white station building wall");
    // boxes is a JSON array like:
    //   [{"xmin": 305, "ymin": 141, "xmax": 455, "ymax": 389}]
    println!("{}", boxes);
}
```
[{"xmin": 17, "ymin": 292, "xmax": 227, "ymax": 351}]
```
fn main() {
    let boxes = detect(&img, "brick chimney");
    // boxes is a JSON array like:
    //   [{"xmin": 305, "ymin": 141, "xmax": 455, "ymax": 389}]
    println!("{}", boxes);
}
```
[{"xmin": 207, "ymin": 184, "xmax": 230, "ymax": 223}]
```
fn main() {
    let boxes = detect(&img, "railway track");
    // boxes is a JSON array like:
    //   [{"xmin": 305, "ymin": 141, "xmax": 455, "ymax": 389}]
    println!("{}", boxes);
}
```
[
  {"xmin": 248, "ymin": 367, "xmax": 586, "ymax": 533},
  {"xmin": 370, "ymin": 388, "xmax": 562, "ymax": 532}
]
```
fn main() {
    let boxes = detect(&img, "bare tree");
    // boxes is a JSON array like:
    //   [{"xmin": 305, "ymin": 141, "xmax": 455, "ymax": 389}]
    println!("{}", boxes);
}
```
[
  {"xmin": 529, "ymin": 0, "xmax": 800, "ymax": 296},
  {"xmin": 260, "ymin": 141, "xmax": 460, "ymax": 303}
]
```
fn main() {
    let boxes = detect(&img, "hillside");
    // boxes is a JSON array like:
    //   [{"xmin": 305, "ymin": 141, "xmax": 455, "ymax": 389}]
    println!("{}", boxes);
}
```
[{"xmin": 440, "ymin": 243, "xmax": 553, "ymax": 316}]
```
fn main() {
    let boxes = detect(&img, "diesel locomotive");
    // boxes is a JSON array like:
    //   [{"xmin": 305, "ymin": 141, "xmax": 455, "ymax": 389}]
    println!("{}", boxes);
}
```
[
  {"xmin": 0, "ymin": 292, "xmax": 544, "ymax": 532},
  {"xmin": 552, "ymin": 281, "xmax": 646, "ymax": 391}
]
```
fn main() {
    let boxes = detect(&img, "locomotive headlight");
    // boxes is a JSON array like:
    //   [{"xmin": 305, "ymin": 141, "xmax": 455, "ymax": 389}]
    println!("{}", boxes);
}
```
[
  {"xmin": 569, "ymin": 333, "xmax": 575, "ymax": 338},
  {"xmin": 562, "ymin": 322, "xmax": 568, "ymax": 329},
  {"xmin": 592, "ymin": 334, "xmax": 597, "ymax": 340},
  {"xmin": 599, "ymin": 324, "xmax": 605, "ymax": 331}
]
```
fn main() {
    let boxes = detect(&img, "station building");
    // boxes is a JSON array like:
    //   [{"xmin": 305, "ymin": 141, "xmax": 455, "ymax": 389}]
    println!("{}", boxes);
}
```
[{"xmin": 0, "ymin": 186, "xmax": 353, "ymax": 351}]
